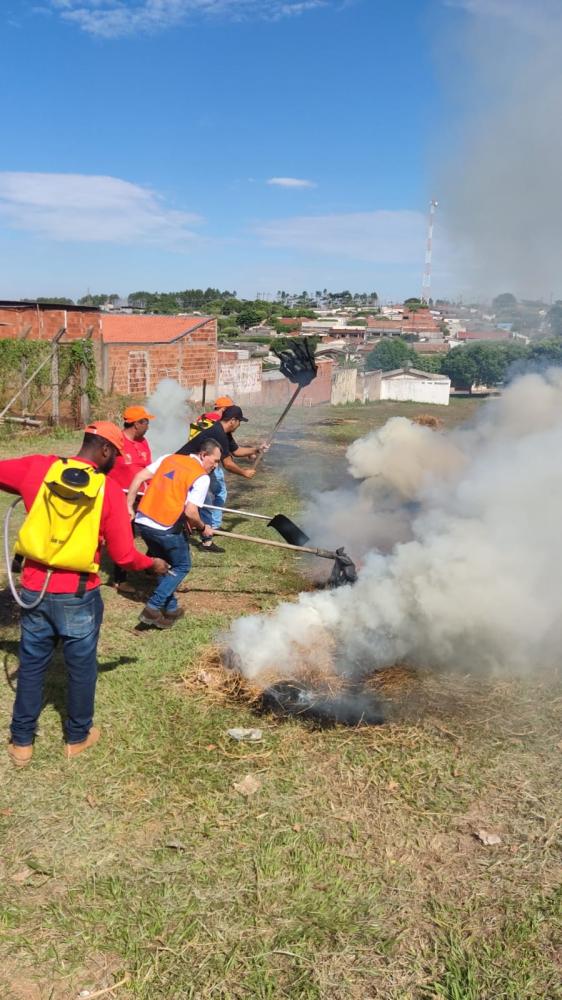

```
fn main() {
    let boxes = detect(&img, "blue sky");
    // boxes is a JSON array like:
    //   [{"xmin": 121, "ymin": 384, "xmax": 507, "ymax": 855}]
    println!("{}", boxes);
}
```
[{"xmin": 1, "ymin": 0, "xmax": 554, "ymax": 302}]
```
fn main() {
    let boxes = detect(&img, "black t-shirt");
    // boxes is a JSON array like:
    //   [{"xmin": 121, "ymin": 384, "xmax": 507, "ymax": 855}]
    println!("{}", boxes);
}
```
[{"xmin": 176, "ymin": 422, "xmax": 238, "ymax": 461}]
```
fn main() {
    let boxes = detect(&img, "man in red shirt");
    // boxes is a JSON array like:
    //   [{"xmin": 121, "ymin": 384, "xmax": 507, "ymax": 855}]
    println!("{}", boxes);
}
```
[
  {"xmin": 109, "ymin": 404, "xmax": 155, "ymax": 591},
  {"xmin": 0, "ymin": 421, "xmax": 168, "ymax": 767},
  {"xmin": 109, "ymin": 404, "xmax": 154, "ymax": 491}
]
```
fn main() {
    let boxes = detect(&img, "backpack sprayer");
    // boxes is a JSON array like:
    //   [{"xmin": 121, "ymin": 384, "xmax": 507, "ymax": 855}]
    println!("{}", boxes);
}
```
[{"xmin": 4, "ymin": 461, "xmax": 105, "ymax": 609}]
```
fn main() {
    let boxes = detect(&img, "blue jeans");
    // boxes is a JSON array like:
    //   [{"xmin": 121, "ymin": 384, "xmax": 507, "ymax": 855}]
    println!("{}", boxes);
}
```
[
  {"xmin": 200, "ymin": 466, "xmax": 227, "ymax": 530},
  {"xmin": 11, "ymin": 587, "xmax": 104, "ymax": 746},
  {"xmin": 137, "ymin": 525, "xmax": 191, "ymax": 612}
]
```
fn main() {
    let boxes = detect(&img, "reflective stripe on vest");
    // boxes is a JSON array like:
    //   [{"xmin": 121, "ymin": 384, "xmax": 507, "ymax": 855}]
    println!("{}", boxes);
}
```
[{"xmin": 137, "ymin": 455, "xmax": 206, "ymax": 528}]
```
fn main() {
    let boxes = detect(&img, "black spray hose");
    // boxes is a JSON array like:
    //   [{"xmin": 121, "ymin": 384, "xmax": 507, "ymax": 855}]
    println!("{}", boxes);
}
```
[{"xmin": 4, "ymin": 497, "xmax": 51, "ymax": 609}]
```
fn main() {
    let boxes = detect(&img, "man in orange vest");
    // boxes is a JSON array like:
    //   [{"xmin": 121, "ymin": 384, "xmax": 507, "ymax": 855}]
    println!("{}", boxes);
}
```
[{"xmin": 127, "ymin": 437, "xmax": 222, "ymax": 628}]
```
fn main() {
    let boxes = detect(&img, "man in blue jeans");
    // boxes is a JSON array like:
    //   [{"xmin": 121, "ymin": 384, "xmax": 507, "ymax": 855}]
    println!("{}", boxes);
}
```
[
  {"xmin": 0, "ymin": 422, "xmax": 169, "ymax": 766},
  {"xmin": 129, "ymin": 439, "xmax": 222, "ymax": 628}
]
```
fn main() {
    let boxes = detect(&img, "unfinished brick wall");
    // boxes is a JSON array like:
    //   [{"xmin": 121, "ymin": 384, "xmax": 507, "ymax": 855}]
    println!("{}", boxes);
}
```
[
  {"xmin": 0, "ymin": 306, "xmax": 102, "ymax": 342},
  {"xmin": 103, "ymin": 319, "xmax": 217, "ymax": 396},
  {"xmin": 260, "ymin": 359, "xmax": 334, "ymax": 407}
]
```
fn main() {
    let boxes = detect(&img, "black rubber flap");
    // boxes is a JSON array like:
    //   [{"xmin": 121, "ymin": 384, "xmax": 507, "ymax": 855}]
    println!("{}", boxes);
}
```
[{"xmin": 268, "ymin": 514, "xmax": 310, "ymax": 546}]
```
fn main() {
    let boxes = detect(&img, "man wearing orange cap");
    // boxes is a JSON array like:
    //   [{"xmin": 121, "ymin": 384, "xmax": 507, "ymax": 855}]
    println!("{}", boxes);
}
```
[
  {"xmin": 0, "ymin": 422, "xmax": 168, "ymax": 767},
  {"xmin": 109, "ymin": 404, "xmax": 155, "ymax": 590},
  {"xmin": 187, "ymin": 397, "xmax": 267, "ymax": 552},
  {"xmin": 109, "ymin": 404, "xmax": 155, "ymax": 492},
  {"xmin": 192, "ymin": 396, "xmax": 232, "ymax": 548}
]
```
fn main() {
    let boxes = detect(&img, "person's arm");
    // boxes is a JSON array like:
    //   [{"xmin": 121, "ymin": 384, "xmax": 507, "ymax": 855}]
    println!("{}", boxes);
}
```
[
  {"xmin": 184, "ymin": 475, "xmax": 213, "ymax": 537},
  {"xmin": 126, "ymin": 467, "xmax": 152, "ymax": 516},
  {"xmin": 0, "ymin": 456, "xmax": 35, "ymax": 495},
  {"xmin": 223, "ymin": 455, "xmax": 256, "ymax": 479},
  {"xmin": 126, "ymin": 454, "xmax": 167, "ymax": 517},
  {"xmin": 231, "ymin": 444, "xmax": 262, "ymax": 458},
  {"xmin": 103, "ymin": 481, "xmax": 167, "ymax": 574}
]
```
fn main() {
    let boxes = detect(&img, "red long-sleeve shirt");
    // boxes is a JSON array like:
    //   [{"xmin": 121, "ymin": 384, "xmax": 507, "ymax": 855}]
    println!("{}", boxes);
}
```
[
  {"xmin": 109, "ymin": 435, "xmax": 153, "ymax": 490},
  {"xmin": 0, "ymin": 454, "xmax": 153, "ymax": 593}
]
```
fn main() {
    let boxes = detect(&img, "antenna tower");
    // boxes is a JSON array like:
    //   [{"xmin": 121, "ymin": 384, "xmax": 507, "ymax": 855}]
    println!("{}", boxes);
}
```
[{"xmin": 421, "ymin": 199, "xmax": 438, "ymax": 303}]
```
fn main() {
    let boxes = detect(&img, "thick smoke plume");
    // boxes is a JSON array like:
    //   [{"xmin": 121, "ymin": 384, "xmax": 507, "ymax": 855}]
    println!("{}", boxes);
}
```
[
  {"xmin": 225, "ymin": 370, "xmax": 562, "ymax": 681},
  {"xmin": 147, "ymin": 378, "xmax": 196, "ymax": 457},
  {"xmin": 440, "ymin": 0, "xmax": 562, "ymax": 299}
]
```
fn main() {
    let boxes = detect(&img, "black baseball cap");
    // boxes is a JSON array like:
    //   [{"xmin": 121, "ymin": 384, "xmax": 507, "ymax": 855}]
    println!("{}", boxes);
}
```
[{"xmin": 222, "ymin": 404, "xmax": 248, "ymax": 422}]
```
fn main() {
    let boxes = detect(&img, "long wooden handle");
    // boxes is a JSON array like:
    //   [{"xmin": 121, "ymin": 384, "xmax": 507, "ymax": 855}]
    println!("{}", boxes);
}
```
[
  {"xmin": 254, "ymin": 384, "xmax": 302, "ymax": 469},
  {"xmin": 212, "ymin": 528, "xmax": 336, "ymax": 560}
]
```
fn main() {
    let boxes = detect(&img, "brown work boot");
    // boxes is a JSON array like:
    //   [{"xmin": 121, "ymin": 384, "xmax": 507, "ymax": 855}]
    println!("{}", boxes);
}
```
[
  {"xmin": 7, "ymin": 742, "xmax": 33, "ymax": 767},
  {"xmin": 64, "ymin": 726, "xmax": 101, "ymax": 759},
  {"xmin": 162, "ymin": 607, "xmax": 184, "ymax": 622},
  {"xmin": 139, "ymin": 605, "xmax": 175, "ymax": 629}
]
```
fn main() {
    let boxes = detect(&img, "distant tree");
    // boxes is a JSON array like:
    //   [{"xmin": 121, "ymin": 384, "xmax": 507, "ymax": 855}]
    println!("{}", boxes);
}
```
[
  {"xmin": 36, "ymin": 296, "xmax": 75, "ymax": 305},
  {"xmin": 236, "ymin": 305, "xmax": 264, "ymax": 329},
  {"xmin": 404, "ymin": 297, "xmax": 423, "ymax": 310},
  {"xmin": 441, "ymin": 349, "xmax": 478, "ymax": 391},
  {"xmin": 414, "ymin": 354, "xmax": 443, "ymax": 374},
  {"xmin": 528, "ymin": 338, "xmax": 562, "ymax": 364},
  {"xmin": 365, "ymin": 338, "xmax": 416, "ymax": 372},
  {"xmin": 546, "ymin": 301, "xmax": 562, "ymax": 337},
  {"xmin": 492, "ymin": 292, "xmax": 517, "ymax": 311},
  {"xmin": 442, "ymin": 341, "xmax": 527, "ymax": 390}
]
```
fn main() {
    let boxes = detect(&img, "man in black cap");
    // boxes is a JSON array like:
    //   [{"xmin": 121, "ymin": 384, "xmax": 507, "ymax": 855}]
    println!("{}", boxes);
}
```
[{"xmin": 176, "ymin": 405, "xmax": 267, "ymax": 552}]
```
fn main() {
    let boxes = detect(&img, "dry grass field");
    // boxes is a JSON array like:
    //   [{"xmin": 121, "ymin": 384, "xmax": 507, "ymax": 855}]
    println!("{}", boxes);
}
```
[{"xmin": 0, "ymin": 397, "xmax": 560, "ymax": 1000}]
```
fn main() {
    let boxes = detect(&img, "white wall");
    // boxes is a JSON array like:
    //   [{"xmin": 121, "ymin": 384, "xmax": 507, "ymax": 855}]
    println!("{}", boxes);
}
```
[
  {"xmin": 380, "ymin": 374, "xmax": 450, "ymax": 405},
  {"xmin": 331, "ymin": 367, "xmax": 357, "ymax": 405}
]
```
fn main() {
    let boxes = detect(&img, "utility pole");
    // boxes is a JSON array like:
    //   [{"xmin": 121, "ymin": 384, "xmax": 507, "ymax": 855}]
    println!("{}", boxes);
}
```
[{"xmin": 421, "ymin": 199, "xmax": 438, "ymax": 304}]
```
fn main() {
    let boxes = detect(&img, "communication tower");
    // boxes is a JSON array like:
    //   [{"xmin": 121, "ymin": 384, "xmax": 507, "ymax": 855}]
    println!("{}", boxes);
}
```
[{"xmin": 421, "ymin": 199, "xmax": 438, "ymax": 303}]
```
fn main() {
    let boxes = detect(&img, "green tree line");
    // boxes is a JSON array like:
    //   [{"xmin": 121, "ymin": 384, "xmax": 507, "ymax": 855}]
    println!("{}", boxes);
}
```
[{"xmin": 366, "ymin": 338, "xmax": 562, "ymax": 390}]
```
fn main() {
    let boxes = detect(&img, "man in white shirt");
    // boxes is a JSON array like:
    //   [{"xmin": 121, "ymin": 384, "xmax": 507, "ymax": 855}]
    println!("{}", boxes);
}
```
[{"xmin": 126, "ymin": 439, "xmax": 221, "ymax": 628}]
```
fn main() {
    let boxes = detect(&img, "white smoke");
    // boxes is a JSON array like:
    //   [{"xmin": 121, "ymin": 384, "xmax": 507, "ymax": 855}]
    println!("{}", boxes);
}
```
[
  {"xmin": 146, "ymin": 378, "xmax": 196, "ymax": 457},
  {"xmin": 440, "ymin": 0, "xmax": 562, "ymax": 299},
  {"xmin": 225, "ymin": 369, "xmax": 562, "ymax": 680}
]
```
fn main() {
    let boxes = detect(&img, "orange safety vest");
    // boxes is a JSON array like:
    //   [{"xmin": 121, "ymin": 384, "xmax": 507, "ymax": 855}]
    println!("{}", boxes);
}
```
[{"xmin": 137, "ymin": 454, "xmax": 207, "ymax": 528}]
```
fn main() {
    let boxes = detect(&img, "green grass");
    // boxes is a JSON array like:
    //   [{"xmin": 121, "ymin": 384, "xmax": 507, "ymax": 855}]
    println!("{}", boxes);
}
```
[{"xmin": 0, "ymin": 403, "xmax": 561, "ymax": 999}]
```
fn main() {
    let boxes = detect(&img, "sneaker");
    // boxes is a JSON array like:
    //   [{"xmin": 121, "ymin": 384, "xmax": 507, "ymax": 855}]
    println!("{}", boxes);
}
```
[
  {"xmin": 7, "ymin": 742, "xmax": 33, "ymax": 767},
  {"xmin": 138, "ymin": 605, "xmax": 175, "ymax": 629},
  {"xmin": 162, "ymin": 607, "xmax": 185, "ymax": 621},
  {"xmin": 65, "ymin": 726, "xmax": 100, "ymax": 759},
  {"xmin": 200, "ymin": 542, "xmax": 225, "ymax": 554}
]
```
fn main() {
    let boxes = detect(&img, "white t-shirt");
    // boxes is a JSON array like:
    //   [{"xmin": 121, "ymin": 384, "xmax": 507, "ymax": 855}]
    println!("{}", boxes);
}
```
[{"xmin": 135, "ymin": 453, "xmax": 210, "ymax": 532}]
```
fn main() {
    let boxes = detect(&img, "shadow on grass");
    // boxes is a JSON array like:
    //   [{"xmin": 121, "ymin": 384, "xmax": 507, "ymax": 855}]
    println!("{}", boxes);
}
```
[{"xmin": 1, "ymin": 635, "xmax": 137, "ymax": 737}]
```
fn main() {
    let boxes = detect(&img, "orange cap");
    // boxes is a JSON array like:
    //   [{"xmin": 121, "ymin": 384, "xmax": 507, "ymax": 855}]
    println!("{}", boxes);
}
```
[
  {"xmin": 84, "ymin": 421, "xmax": 125, "ymax": 455},
  {"xmin": 214, "ymin": 396, "xmax": 234, "ymax": 409},
  {"xmin": 123, "ymin": 405, "xmax": 155, "ymax": 422}
]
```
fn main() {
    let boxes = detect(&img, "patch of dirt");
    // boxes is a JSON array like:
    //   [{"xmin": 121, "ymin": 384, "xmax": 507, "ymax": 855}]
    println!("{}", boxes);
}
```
[
  {"xmin": 2, "ymin": 953, "xmax": 127, "ymax": 1000},
  {"xmin": 178, "ymin": 589, "xmax": 264, "ymax": 614}
]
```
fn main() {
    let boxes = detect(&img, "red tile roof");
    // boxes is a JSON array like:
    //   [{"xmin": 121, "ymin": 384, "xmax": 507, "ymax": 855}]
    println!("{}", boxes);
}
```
[
  {"xmin": 458, "ymin": 330, "xmax": 510, "ymax": 341},
  {"xmin": 412, "ymin": 341, "xmax": 449, "ymax": 353},
  {"xmin": 101, "ymin": 314, "xmax": 210, "ymax": 344}
]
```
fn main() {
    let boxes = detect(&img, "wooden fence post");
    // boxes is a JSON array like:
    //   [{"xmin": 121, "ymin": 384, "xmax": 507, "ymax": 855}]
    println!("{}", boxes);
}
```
[
  {"xmin": 79, "ymin": 361, "xmax": 91, "ymax": 424},
  {"xmin": 51, "ymin": 342, "xmax": 60, "ymax": 424}
]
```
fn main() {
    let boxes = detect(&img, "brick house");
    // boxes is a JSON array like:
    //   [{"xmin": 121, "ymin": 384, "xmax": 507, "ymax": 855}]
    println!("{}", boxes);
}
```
[
  {"xmin": 0, "ymin": 303, "xmax": 217, "ymax": 399},
  {"xmin": 100, "ymin": 314, "xmax": 217, "ymax": 396}
]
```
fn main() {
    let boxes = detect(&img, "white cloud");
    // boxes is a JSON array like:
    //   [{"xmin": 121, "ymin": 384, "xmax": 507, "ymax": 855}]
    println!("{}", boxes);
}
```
[
  {"xmin": 0, "ymin": 172, "xmax": 202, "ymax": 247},
  {"xmin": 47, "ymin": 0, "xmax": 327, "ymax": 38},
  {"xmin": 254, "ymin": 210, "xmax": 428, "ymax": 264},
  {"xmin": 267, "ymin": 177, "xmax": 317, "ymax": 189}
]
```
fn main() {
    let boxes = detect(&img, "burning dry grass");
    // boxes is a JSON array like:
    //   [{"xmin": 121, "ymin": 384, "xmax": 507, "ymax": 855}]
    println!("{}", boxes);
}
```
[{"xmin": 183, "ymin": 643, "xmax": 424, "ymax": 728}]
